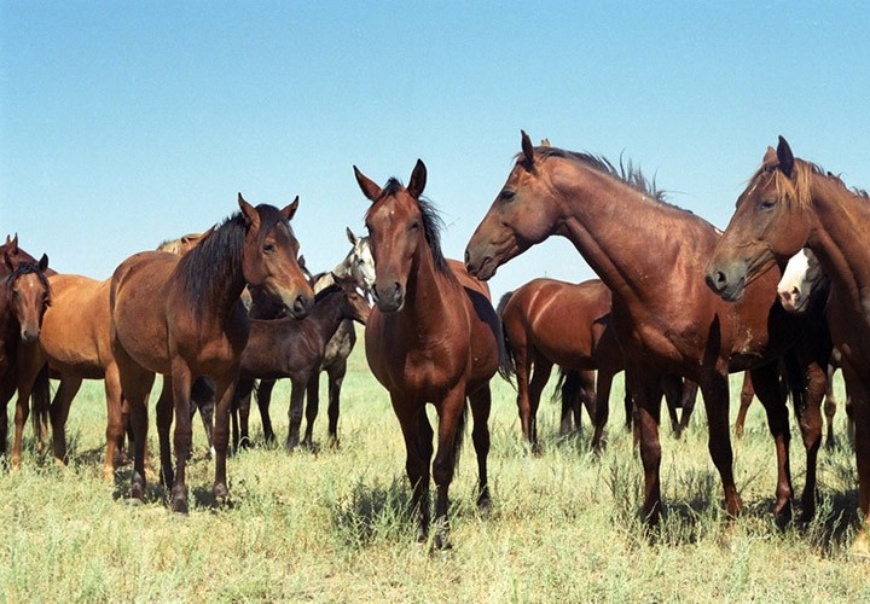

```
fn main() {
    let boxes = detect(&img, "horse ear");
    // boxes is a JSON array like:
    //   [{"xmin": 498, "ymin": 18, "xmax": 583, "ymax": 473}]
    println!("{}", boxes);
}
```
[
  {"xmin": 408, "ymin": 159, "xmax": 427, "ymax": 199},
  {"xmin": 777, "ymin": 136, "xmax": 795, "ymax": 178},
  {"xmin": 238, "ymin": 193, "xmax": 260, "ymax": 228},
  {"xmin": 281, "ymin": 196, "xmax": 300, "ymax": 221},
  {"xmin": 3, "ymin": 251, "xmax": 12, "ymax": 272},
  {"xmin": 354, "ymin": 166, "xmax": 382, "ymax": 202},
  {"xmin": 38, "ymin": 254, "xmax": 49, "ymax": 272},
  {"xmin": 521, "ymin": 130, "xmax": 535, "ymax": 168},
  {"xmin": 7, "ymin": 233, "xmax": 19, "ymax": 253},
  {"xmin": 762, "ymin": 146, "xmax": 777, "ymax": 166},
  {"xmin": 346, "ymin": 227, "xmax": 357, "ymax": 245}
]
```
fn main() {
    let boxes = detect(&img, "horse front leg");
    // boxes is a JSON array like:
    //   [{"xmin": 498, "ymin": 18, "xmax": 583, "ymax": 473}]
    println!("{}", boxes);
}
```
[
  {"xmin": 432, "ymin": 387, "xmax": 468, "ymax": 550},
  {"xmin": 750, "ymin": 360, "xmax": 793, "ymax": 522},
  {"xmin": 303, "ymin": 375, "xmax": 319, "ymax": 449},
  {"xmin": 103, "ymin": 362, "xmax": 127, "ymax": 477},
  {"xmin": 468, "ymin": 385, "xmax": 492, "ymax": 511},
  {"xmin": 326, "ymin": 362, "xmax": 346, "ymax": 447},
  {"xmin": 156, "ymin": 377, "xmax": 175, "ymax": 489},
  {"xmin": 169, "ymin": 364, "xmax": 193, "ymax": 513},
  {"xmin": 591, "ymin": 364, "xmax": 616, "ymax": 451},
  {"xmin": 210, "ymin": 371, "xmax": 238, "ymax": 504},
  {"xmin": 700, "ymin": 372, "xmax": 742, "ymax": 518},
  {"xmin": 393, "ymin": 401, "xmax": 432, "ymax": 544},
  {"xmin": 794, "ymin": 358, "xmax": 825, "ymax": 521},
  {"xmin": 841, "ymin": 365, "xmax": 870, "ymax": 558},
  {"xmin": 50, "ymin": 374, "xmax": 82, "ymax": 467},
  {"xmin": 285, "ymin": 378, "xmax": 305, "ymax": 452},
  {"xmin": 626, "ymin": 366, "xmax": 665, "ymax": 526}
]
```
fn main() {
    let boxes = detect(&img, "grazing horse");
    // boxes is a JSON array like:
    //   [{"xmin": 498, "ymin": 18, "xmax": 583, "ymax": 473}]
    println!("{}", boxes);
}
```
[
  {"xmin": 0, "ymin": 254, "xmax": 51, "ymax": 467},
  {"xmin": 465, "ymin": 131, "xmax": 831, "ymax": 527},
  {"xmin": 356, "ymin": 160, "xmax": 501, "ymax": 548},
  {"xmin": 704, "ymin": 137, "xmax": 870, "ymax": 555},
  {"xmin": 497, "ymin": 277, "xmax": 697, "ymax": 450},
  {"xmin": 110, "ymin": 194, "xmax": 314, "ymax": 512},
  {"xmin": 232, "ymin": 274, "xmax": 370, "ymax": 451}
]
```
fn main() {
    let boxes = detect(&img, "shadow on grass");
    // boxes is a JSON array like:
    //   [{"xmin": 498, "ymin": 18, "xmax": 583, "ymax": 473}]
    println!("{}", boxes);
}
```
[{"xmin": 330, "ymin": 476, "xmax": 413, "ymax": 549}]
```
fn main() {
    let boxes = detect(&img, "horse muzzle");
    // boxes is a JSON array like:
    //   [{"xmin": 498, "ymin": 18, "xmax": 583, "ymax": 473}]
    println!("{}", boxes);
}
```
[
  {"xmin": 704, "ymin": 261, "xmax": 747, "ymax": 302},
  {"xmin": 372, "ymin": 281, "xmax": 404, "ymax": 313}
]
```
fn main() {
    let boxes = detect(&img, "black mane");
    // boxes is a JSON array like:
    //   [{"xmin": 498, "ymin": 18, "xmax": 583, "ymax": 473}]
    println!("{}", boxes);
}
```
[{"xmin": 4, "ymin": 260, "xmax": 50, "ymax": 296}]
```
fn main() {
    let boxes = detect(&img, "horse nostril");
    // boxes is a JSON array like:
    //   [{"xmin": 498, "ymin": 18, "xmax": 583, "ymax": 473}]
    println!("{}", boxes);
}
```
[
  {"xmin": 293, "ymin": 294, "xmax": 310, "ymax": 315},
  {"xmin": 464, "ymin": 250, "xmax": 471, "ymax": 266}
]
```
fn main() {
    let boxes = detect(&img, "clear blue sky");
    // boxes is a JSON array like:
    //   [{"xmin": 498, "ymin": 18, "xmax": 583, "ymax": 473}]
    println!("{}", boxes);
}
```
[{"xmin": 2, "ymin": 2, "xmax": 868, "ymax": 301}]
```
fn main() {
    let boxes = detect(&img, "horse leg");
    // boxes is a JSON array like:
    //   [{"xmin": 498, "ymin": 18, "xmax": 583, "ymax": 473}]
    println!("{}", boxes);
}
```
[
  {"xmin": 0, "ymin": 374, "xmax": 16, "ymax": 458},
  {"xmin": 394, "ymin": 402, "xmax": 432, "ymax": 543},
  {"xmin": 210, "ymin": 373, "xmax": 238, "ymax": 504},
  {"xmin": 234, "ymin": 379, "xmax": 254, "ymax": 450},
  {"xmin": 579, "ymin": 370, "xmax": 597, "ymax": 433},
  {"xmin": 527, "ymin": 359, "xmax": 553, "ymax": 453},
  {"xmin": 191, "ymin": 377, "xmax": 215, "ymax": 459},
  {"xmin": 103, "ymin": 362, "xmax": 127, "ymax": 477},
  {"xmin": 303, "ymin": 375, "xmax": 319, "ymax": 449},
  {"xmin": 514, "ymin": 350, "xmax": 533, "ymax": 447},
  {"xmin": 48, "ymin": 374, "xmax": 82, "ymax": 467},
  {"xmin": 256, "ymin": 379, "xmax": 276, "ymax": 444},
  {"xmin": 661, "ymin": 374, "xmax": 682, "ymax": 438},
  {"xmin": 154, "ymin": 377, "xmax": 177, "ymax": 489},
  {"xmin": 469, "ymin": 385, "xmax": 492, "ymax": 510},
  {"xmin": 750, "ymin": 361, "xmax": 793, "ymax": 521},
  {"xmin": 625, "ymin": 366, "xmax": 665, "ymax": 525},
  {"xmin": 591, "ymin": 365, "xmax": 616, "ymax": 451},
  {"xmin": 843, "ymin": 364, "xmax": 870, "ymax": 557},
  {"xmin": 559, "ymin": 369, "xmax": 579, "ymax": 436},
  {"xmin": 10, "ymin": 376, "xmax": 33, "ymax": 470},
  {"xmin": 432, "ymin": 387, "xmax": 467, "ymax": 549},
  {"xmin": 699, "ymin": 372, "xmax": 742, "ymax": 518},
  {"xmin": 734, "ymin": 372, "xmax": 755, "ymax": 438},
  {"xmin": 327, "ymin": 361, "xmax": 346, "ymax": 447},
  {"xmin": 167, "ymin": 362, "xmax": 196, "ymax": 513},
  {"xmin": 285, "ymin": 378, "xmax": 305, "ymax": 452},
  {"xmin": 794, "ymin": 358, "xmax": 825, "ymax": 522},
  {"xmin": 113, "ymin": 344, "xmax": 155, "ymax": 501},
  {"xmin": 676, "ymin": 379, "xmax": 699, "ymax": 436},
  {"xmin": 823, "ymin": 363, "xmax": 838, "ymax": 449}
]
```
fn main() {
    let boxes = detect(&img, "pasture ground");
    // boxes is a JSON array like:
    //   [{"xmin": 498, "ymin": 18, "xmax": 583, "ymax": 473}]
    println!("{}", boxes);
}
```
[{"xmin": 2, "ymin": 335, "xmax": 868, "ymax": 603}]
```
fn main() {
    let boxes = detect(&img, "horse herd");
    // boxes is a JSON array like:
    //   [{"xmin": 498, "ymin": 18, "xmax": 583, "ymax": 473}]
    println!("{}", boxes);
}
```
[{"xmin": 1, "ymin": 132, "xmax": 868, "ymax": 556}]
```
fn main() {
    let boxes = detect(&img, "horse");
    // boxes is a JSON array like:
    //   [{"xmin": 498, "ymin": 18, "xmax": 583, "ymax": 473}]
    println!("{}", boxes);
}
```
[
  {"xmin": 241, "ymin": 229, "xmax": 374, "ymax": 448},
  {"xmin": 704, "ymin": 136, "xmax": 870, "ymax": 555},
  {"xmin": 231, "ymin": 273, "xmax": 370, "ymax": 451},
  {"xmin": 110, "ymin": 194, "xmax": 314, "ymax": 512},
  {"xmin": 465, "ymin": 131, "xmax": 832, "ymax": 528},
  {"xmin": 0, "ymin": 253, "xmax": 51, "ymax": 468},
  {"xmin": 497, "ymin": 277, "xmax": 697, "ymax": 451},
  {"xmin": 355, "ymin": 160, "xmax": 501, "ymax": 548}
]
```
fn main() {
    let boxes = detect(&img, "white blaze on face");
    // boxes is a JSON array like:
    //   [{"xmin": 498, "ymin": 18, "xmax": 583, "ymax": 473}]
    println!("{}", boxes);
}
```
[{"xmin": 776, "ymin": 248, "xmax": 814, "ymax": 313}]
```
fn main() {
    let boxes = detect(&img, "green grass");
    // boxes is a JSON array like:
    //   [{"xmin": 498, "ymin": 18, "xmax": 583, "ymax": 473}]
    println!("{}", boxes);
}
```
[{"xmin": 2, "ymin": 339, "xmax": 868, "ymax": 603}]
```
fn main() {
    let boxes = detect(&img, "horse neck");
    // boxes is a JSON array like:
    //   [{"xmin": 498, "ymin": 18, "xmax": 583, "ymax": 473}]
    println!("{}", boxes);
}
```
[
  {"xmin": 181, "ymin": 241, "xmax": 247, "ymax": 325},
  {"xmin": 308, "ymin": 290, "xmax": 350, "ymax": 342},
  {"xmin": 807, "ymin": 176, "xmax": 870, "ymax": 311},
  {"xmin": 552, "ymin": 162, "xmax": 717, "ymax": 304},
  {"xmin": 398, "ymin": 239, "xmax": 455, "ymax": 333}
]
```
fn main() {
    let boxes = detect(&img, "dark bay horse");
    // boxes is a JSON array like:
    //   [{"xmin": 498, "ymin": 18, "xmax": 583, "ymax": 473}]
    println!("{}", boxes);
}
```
[
  {"xmin": 497, "ymin": 277, "xmax": 697, "ymax": 450},
  {"xmin": 110, "ymin": 194, "xmax": 314, "ymax": 512},
  {"xmin": 704, "ymin": 136, "xmax": 870, "ymax": 556},
  {"xmin": 465, "ymin": 132, "xmax": 831, "ymax": 527},
  {"xmin": 356, "ymin": 160, "xmax": 501, "ymax": 548},
  {"xmin": 232, "ymin": 274, "xmax": 370, "ymax": 451},
  {"xmin": 0, "ymin": 253, "xmax": 51, "ymax": 467}
]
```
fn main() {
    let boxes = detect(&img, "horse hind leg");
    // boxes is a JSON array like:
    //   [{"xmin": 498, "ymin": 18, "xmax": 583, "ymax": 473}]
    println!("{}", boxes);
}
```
[
  {"xmin": 191, "ymin": 377, "xmax": 215, "ymax": 459},
  {"xmin": 734, "ymin": 372, "xmax": 755, "ymax": 438},
  {"xmin": 50, "ymin": 374, "xmax": 83, "ymax": 467},
  {"xmin": 468, "ymin": 386, "xmax": 492, "ymax": 510}
]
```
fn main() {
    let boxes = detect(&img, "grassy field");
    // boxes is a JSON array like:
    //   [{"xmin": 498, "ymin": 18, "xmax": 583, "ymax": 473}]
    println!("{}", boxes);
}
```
[{"xmin": 1, "ymin": 335, "xmax": 868, "ymax": 603}]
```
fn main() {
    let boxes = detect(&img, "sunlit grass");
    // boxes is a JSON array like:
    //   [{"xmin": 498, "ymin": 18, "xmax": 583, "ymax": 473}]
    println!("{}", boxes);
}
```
[{"xmin": 1, "ymin": 334, "xmax": 868, "ymax": 602}]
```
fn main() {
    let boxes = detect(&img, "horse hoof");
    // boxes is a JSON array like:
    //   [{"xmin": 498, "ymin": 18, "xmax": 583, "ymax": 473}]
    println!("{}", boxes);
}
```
[
  {"xmin": 171, "ymin": 496, "xmax": 189, "ymax": 515},
  {"xmin": 214, "ymin": 482, "xmax": 229, "ymax": 499},
  {"xmin": 433, "ymin": 532, "xmax": 452, "ymax": 551}
]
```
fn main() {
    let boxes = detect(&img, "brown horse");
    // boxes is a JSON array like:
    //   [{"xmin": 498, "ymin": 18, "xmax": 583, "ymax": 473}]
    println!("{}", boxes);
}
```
[
  {"xmin": 498, "ymin": 277, "xmax": 697, "ymax": 450},
  {"xmin": 232, "ymin": 273, "xmax": 370, "ymax": 450},
  {"xmin": 356, "ymin": 160, "xmax": 501, "ymax": 548},
  {"xmin": 0, "ymin": 253, "xmax": 51, "ymax": 467},
  {"xmin": 704, "ymin": 136, "xmax": 870, "ymax": 556},
  {"xmin": 110, "ymin": 194, "xmax": 314, "ymax": 512},
  {"xmin": 465, "ymin": 132, "xmax": 831, "ymax": 527}
]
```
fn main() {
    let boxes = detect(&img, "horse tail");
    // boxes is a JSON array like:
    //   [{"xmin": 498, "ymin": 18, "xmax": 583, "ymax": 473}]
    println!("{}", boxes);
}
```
[
  {"xmin": 495, "ymin": 290, "xmax": 516, "ymax": 383},
  {"xmin": 782, "ymin": 349, "xmax": 806, "ymax": 416},
  {"xmin": 31, "ymin": 363, "xmax": 51, "ymax": 445}
]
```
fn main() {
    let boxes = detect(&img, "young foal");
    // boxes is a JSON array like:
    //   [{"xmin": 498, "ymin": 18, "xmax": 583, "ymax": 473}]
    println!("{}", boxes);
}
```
[
  {"xmin": 232, "ymin": 274, "xmax": 370, "ymax": 450},
  {"xmin": 356, "ymin": 160, "xmax": 501, "ymax": 548},
  {"xmin": 110, "ymin": 195, "xmax": 313, "ymax": 512}
]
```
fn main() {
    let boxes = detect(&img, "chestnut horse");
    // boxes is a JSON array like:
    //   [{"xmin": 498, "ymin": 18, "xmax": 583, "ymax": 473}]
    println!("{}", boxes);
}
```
[
  {"xmin": 0, "ymin": 254, "xmax": 51, "ymax": 466},
  {"xmin": 466, "ymin": 132, "xmax": 831, "ymax": 527},
  {"xmin": 110, "ymin": 194, "xmax": 314, "ymax": 512},
  {"xmin": 232, "ymin": 273, "xmax": 370, "ymax": 451},
  {"xmin": 497, "ymin": 277, "xmax": 697, "ymax": 450},
  {"xmin": 356, "ymin": 160, "xmax": 501, "ymax": 548},
  {"xmin": 704, "ymin": 136, "xmax": 870, "ymax": 555}
]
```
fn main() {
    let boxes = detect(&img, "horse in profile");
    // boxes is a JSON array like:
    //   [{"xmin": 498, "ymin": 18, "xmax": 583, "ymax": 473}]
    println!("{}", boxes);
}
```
[
  {"xmin": 0, "ymin": 253, "xmax": 51, "ymax": 467},
  {"xmin": 465, "ymin": 131, "xmax": 832, "ymax": 528},
  {"xmin": 497, "ymin": 277, "xmax": 697, "ymax": 451},
  {"xmin": 356, "ymin": 160, "xmax": 501, "ymax": 548},
  {"xmin": 704, "ymin": 137, "xmax": 870, "ymax": 555},
  {"xmin": 241, "ymin": 228, "xmax": 374, "ymax": 448},
  {"xmin": 110, "ymin": 194, "xmax": 314, "ymax": 512},
  {"xmin": 232, "ymin": 273, "xmax": 370, "ymax": 451}
]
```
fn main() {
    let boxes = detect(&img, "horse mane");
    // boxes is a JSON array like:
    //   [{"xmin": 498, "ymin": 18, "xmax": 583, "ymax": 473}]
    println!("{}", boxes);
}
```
[
  {"xmin": 496, "ymin": 290, "xmax": 514, "ymax": 318},
  {"xmin": 752, "ymin": 157, "xmax": 869, "ymax": 209},
  {"xmin": 529, "ymin": 146, "xmax": 688, "ymax": 212},
  {"xmin": 178, "ymin": 204, "xmax": 291, "ymax": 319},
  {"xmin": 374, "ymin": 178, "xmax": 452, "ymax": 276},
  {"xmin": 3, "ymin": 260, "xmax": 51, "ymax": 296}
]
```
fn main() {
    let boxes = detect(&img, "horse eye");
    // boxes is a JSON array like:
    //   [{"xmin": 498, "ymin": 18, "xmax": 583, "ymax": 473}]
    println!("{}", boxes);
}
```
[
  {"xmin": 759, "ymin": 199, "xmax": 776, "ymax": 210},
  {"xmin": 263, "ymin": 243, "xmax": 276, "ymax": 253},
  {"xmin": 500, "ymin": 189, "xmax": 516, "ymax": 202},
  {"xmin": 410, "ymin": 221, "xmax": 420, "ymax": 231}
]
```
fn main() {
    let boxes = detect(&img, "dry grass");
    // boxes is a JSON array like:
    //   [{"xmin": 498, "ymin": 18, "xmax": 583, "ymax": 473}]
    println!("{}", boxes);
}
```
[{"xmin": 1, "ymin": 340, "xmax": 868, "ymax": 603}]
